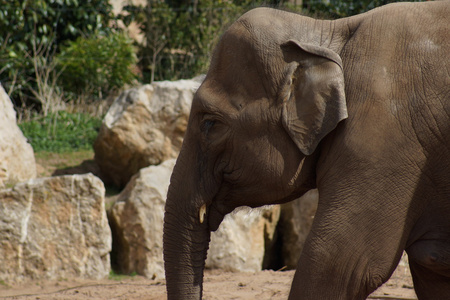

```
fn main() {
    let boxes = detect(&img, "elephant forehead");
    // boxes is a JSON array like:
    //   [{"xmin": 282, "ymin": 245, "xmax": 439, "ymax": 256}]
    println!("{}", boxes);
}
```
[
  {"xmin": 209, "ymin": 25, "xmax": 281, "ymax": 98},
  {"xmin": 193, "ymin": 82, "xmax": 274, "ymax": 124},
  {"xmin": 193, "ymin": 84, "xmax": 241, "ymax": 115},
  {"xmin": 193, "ymin": 84, "xmax": 278, "ymax": 132},
  {"xmin": 196, "ymin": 61, "xmax": 274, "ymax": 111}
]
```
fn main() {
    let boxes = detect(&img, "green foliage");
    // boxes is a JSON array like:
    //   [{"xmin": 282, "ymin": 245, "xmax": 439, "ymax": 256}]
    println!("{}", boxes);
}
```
[
  {"xmin": 0, "ymin": 0, "xmax": 114, "ymax": 49},
  {"xmin": 124, "ymin": 1, "xmax": 177, "ymax": 82},
  {"xmin": 18, "ymin": 112, "xmax": 102, "ymax": 153},
  {"xmin": 0, "ymin": 0, "xmax": 116, "ymax": 106},
  {"xmin": 167, "ymin": 0, "xmax": 243, "ymax": 80},
  {"xmin": 122, "ymin": 0, "xmax": 257, "ymax": 82},
  {"xmin": 56, "ymin": 32, "xmax": 137, "ymax": 100},
  {"xmin": 303, "ymin": 0, "xmax": 421, "ymax": 18}
]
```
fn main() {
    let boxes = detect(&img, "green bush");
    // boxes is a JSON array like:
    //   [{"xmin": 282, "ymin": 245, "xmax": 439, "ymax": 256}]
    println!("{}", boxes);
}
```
[
  {"xmin": 303, "ymin": 0, "xmax": 422, "ymax": 18},
  {"xmin": 122, "ymin": 0, "xmax": 249, "ymax": 82},
  {"xmin": 18, "ymin": 111, "xmax": 102, "ymax": 153},
  {"xmin": 56, "ymin": 32, "xmax": 137, "ymax": 100},
  {"xmin": 0, "ymin": 0, "xmax": 116, "ymax": 107}
]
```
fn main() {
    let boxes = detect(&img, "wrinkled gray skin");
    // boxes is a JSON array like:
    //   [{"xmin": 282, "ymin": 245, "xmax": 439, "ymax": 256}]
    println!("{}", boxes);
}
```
[{"xmin": 163, "ymin": 2, "xmax": 450, "ymax": 299}]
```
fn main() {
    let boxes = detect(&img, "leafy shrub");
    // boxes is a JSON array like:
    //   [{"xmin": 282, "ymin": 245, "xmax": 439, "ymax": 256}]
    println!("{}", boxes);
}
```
[
  {"xmin": 19, "ymin": 111, "xmax": 102, "ymax": 153},
  {"xmin": 56, "ymin": 32, "xmax": 137, "ymax": 101},
  {"xmin": 166, "ymin": 0, "xmax": 244, "ymax": 81},
  {"xmin": 303, "ymin": 0, "xmax": 422, "ymax": 18},
  {"xmin": 0, "ymin": 0, "xmax": 116, "ymax": 107},
  {"xmin": 122, "ymin": 0, "xmax": 247, "ymax": 82}
]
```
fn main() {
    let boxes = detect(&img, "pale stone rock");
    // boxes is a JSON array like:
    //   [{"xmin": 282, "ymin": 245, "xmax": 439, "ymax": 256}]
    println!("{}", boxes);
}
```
[
  {"xmin": 94, "ymin": 78, "xmax": 203, "ymax": 187},
  {"xmin": 279, "ymin": 189, "xmax": 318, "ymax": 269},
  {"xmin": 0, "ymin": 174, "xmax": 111, "ymax": 283},
  {"xmin": 109, "ymin": 159, "xmax": 176, "ymax": 279},
  {"xmin": 206, "ymin": 205, "xmax": 281, "ymax": 272},
  {"xmin": 0, "ymin": 85, "xmax": 36, "ymax": 188}
]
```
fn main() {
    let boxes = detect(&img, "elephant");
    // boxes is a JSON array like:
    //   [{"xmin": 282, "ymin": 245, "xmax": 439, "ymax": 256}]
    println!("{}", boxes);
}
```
[{"xmin": 163, "ymin": 2, "xmax": 450, "ymax": 299}]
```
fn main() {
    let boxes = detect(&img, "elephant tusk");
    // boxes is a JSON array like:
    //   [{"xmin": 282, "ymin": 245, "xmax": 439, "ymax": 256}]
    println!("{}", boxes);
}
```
[{"xmin": 199, "ymin": 204, "xmax": 207, "ymax": 224}]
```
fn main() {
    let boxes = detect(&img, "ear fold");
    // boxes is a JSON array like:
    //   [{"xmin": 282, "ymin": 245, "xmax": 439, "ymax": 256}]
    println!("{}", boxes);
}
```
[{"xmin": 280, "ymin": 39, "xmax": 347, "ymax": 156}]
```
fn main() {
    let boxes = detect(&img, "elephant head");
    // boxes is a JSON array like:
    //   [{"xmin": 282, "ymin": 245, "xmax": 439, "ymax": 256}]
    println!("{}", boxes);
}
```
[{"xmin": 163, "ymin": 8, "xmax": 347, "ymax": 299}]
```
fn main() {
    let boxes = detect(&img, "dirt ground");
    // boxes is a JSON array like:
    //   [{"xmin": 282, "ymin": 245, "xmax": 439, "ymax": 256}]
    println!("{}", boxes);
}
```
[{"xmin": 0, "ymin": 263, "xmax": 416, "ymax": 300}]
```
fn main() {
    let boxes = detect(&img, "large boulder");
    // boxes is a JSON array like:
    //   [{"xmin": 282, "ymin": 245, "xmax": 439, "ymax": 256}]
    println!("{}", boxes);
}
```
[
  {"xmin": 94, "ymin": 78, "xmax": 203, "ymax": 187},
  {"xmin": 0, "ymin": 173, "xmax": 111, "ymax": 283},
  {"xmin": 206, "ymin": 205, "xmax": 280, "ymax": 272},
  {"xmin": 108, "ymin": 159, "xmax": 176, "ymax": 280},
  {"xmin": 0, "ymin": 85, "xmax": 36, "ymax": 188},
  {"xmin": 279, "ymin": 189, "xmax": 319, "ymax": 269},
  {"xmin": 109, "ymin": 158, "xmax": 280, "ymax": 278}
]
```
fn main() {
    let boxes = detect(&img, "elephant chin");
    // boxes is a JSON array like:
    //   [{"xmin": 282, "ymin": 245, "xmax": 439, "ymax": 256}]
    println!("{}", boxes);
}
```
[
  {"xmin": 208, "ymin": 209, "xmax": 225, "ymax": 232},
  {"xmin": 207, "ymin": 201, "xmax": 235, "ymax": 232}
]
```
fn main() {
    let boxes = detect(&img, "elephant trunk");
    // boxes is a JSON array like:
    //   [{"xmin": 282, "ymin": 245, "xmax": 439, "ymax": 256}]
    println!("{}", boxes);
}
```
[
  {"xmin": 163, "ymin": 207, "xmax": 210, "ymax": 299},
  {"xmin": 163, "ymin": 146, "xmax": 212, "ymax": 299}
]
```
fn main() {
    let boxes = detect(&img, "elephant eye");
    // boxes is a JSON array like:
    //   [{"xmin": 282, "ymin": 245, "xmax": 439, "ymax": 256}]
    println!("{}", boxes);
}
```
[{"xmin": 201, "ymin": 119, "xmax": 216, "ymax": 135}]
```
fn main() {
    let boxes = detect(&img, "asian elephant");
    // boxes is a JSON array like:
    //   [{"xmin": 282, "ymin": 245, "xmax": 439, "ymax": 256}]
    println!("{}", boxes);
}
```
[{"xmin": 163, "ymin": 2, "xmax": 450, "ymax": 299}]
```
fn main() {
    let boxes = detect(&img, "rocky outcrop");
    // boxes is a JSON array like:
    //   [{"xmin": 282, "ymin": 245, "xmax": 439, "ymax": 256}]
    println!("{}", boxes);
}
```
[
  {"xmin": 0, "ymin": 173, "xmax": 111, "ymax": 283},
  {"xmin": 94, "ymin": 78, "xmax": 203, "ymax": 187},
  {"xmin": 0, "ymin": 85, "xmax": 36, "ymax": 188},
  {"xmin": 206, "ymin": 206, "xmax": 280, "ymax": 272},
  {"xmin": 108, "ymin": 159, "xmax": 175, "ymax": 280},
  {"xmin": 279, "ymin": 189, "xmax": 318, "ymax": 269}
]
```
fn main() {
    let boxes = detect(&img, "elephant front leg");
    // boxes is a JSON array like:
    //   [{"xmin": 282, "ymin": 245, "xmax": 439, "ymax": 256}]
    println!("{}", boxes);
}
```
[{"xmin": 288, "ymin": 188, "xmax": 411, "ymax": 299}]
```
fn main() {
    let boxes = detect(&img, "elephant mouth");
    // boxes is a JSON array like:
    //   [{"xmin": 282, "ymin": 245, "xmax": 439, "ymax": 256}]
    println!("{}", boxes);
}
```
[{"xmin": 207, "ymin": 200, "xmax": 232, "ymax": 231}]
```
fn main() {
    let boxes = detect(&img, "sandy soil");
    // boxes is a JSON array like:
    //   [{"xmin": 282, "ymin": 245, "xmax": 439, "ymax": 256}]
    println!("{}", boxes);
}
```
[{"xmin": 0, "ymin": 264, "xmax": 416, "ymax": 300}]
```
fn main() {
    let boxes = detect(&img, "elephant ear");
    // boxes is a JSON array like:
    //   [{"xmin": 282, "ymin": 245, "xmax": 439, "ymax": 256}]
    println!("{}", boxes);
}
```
[{"xmin": 280, "ymin": 39, "xmax": 347, "ymax": 156}]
